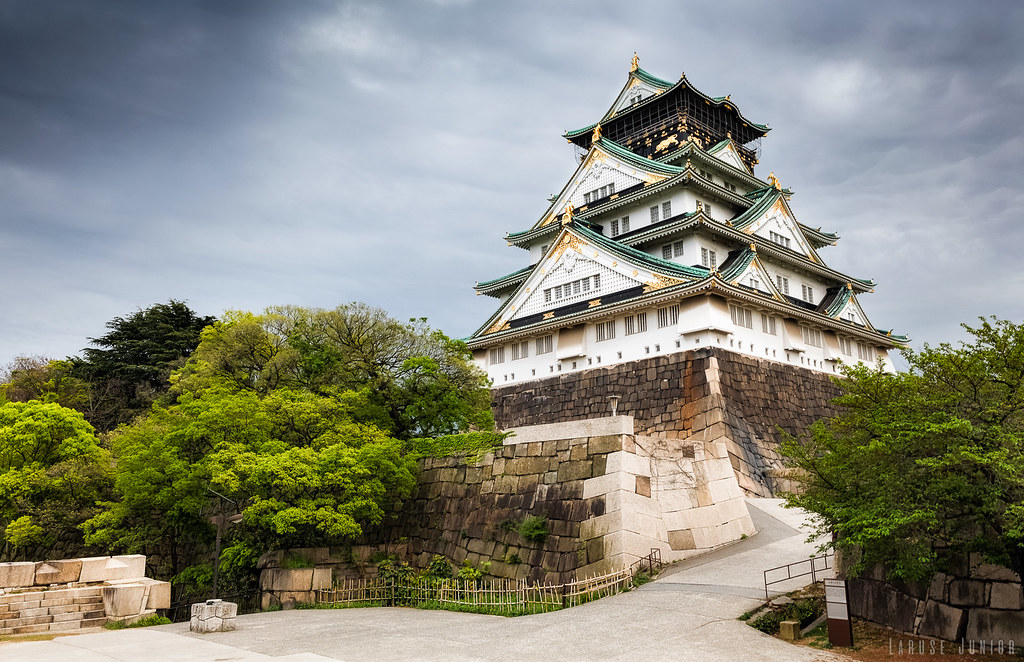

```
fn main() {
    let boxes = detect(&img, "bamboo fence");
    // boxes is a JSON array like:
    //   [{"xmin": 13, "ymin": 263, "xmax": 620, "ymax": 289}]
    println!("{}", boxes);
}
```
[{"xmin": 315, "ymin": 567, "xmax": 635, "ymax": 615}]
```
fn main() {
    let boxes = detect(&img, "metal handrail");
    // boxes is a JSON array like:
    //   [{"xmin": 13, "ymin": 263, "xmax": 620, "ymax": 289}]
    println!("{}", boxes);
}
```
[{"xmin": 762, "ymin": 553, "xmax": 833, "ymax": 599}]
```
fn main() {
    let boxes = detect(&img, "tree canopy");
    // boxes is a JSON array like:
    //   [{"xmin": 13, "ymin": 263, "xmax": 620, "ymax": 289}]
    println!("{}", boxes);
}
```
[
  {"xmin": 0, "ymin": 401, "xmax": 112, "ymax": 560},
  {"xmin": 782, "ymin": 318, "xmax": 1024, "ymax": 585}
]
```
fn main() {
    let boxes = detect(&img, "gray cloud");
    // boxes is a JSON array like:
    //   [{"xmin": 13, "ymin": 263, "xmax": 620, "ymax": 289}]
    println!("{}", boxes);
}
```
[{"xmin": 1, "ymin": 0, "xmax": 1023, "ymax": 368}]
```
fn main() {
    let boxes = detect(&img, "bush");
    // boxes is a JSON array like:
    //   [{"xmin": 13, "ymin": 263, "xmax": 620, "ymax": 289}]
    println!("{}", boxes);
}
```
[
  {"xmin": 518, "ymin": 515, "xmax": 549, "ymax": 544},
  {"xmin": 750, "ymin": 611, "xmax": 784, "ymax": 634},
  {"xmin": 104, "ymin": 615, "xmax": 171, "ymax": 630}
]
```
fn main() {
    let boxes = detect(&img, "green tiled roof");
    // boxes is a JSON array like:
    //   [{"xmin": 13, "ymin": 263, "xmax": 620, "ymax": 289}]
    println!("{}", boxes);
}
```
[
  {"xmin": 476, "ymin": 264, "xmax": 533, "ymax": 289},
  {"xmin": 718, "ymin": 249, "xmax": 756, "ymax": 281},
  {"xmin": 633, "ymin": 67, "xmax": 674, "ymax": 89},
  {"xmin": 595, "ymin": 138, "xmax": 685, "ymax": 175},
  {"xmin": 573, "ymin": 224, "xmax": 709, "ymax": 279}
]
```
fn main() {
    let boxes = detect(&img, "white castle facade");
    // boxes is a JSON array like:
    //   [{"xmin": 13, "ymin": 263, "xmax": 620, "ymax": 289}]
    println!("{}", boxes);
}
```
[{"xmin": 468, "ymin": 56, "xmax": 906, "ymax": 385}]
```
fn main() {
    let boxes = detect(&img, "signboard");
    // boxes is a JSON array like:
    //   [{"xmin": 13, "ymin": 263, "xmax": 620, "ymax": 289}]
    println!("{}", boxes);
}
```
[{"xmin": 824, "ymin": 578, "xmax": 854, "ymax": 647}]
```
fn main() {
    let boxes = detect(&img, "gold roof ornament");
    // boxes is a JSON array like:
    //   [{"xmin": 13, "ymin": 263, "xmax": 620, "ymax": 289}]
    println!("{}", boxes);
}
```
[
  {"xmin": 847, "ymin": 282, "xmax": 853, "ymax": 290},
  {"xmin": 767, "ymin": 171, "xmax": 782, "ymax": 190},
  {"xmin": 750, "ymin": 242, "xmax": 757, "ymax": 252},
  {"xmin": 630, "ymin": 52, "xmax": 639, "ymax": 72},
  {"xmin": 592, "ymin": 123, "xmax": 602, "ymax": 142},
  {"xmin": 562, "ymin": 202, "xmax": 575, "ymax": 225}
]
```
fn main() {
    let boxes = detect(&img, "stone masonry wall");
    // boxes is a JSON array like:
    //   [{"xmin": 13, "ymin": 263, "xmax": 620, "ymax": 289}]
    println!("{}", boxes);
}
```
[
  {"xmin": 261, "ymin": 416, "xmax": 754, "ymax": 599},
  {"xmin": 849, "ymin": 557, "xmax": 1023, "ymax": 643},
  {"xmin": 490, "ymin": 347, "xmax": 842, "ymax": 496}
]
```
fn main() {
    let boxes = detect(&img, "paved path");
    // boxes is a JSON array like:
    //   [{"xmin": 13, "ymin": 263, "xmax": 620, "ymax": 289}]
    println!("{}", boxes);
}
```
[{"xmin": 2, "ymin": 498, "xmax": 845, "ymax": 662}]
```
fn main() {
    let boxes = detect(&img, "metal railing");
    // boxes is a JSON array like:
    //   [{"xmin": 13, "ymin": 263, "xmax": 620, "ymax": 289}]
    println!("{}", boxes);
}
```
[{"xmin": 762, "ymin": 554, "xmax": 833, "ymax": 599}]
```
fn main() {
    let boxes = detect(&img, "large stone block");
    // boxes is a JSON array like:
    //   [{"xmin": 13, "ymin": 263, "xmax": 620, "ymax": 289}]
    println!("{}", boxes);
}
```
[
  {"xmin": 78, "ymin": 555, "xmax": 146, "ymax": 583},
  {"xmin": 917, "ymin": 599, "xmax": 966, "ymax": 640},
  {"xmin": 0, "ymin": 562, "xmax": 36, "ymax": 588},
  {"xmin": 102, "ymin": 584, "xmax": 148, "ymax": 618},
  {"xmin": 964, "ymin": 607, "xmax": 1024, "ymax": 641},
  {"xmin": 988, "ymin": 581, "xmax": 1022, "ymax": 610},
  {"xmin": 33, "ymin": 560, "xmax": 83, "ymax": 586},
  {"xmin": 949, "ymin": 578, "xmax": 987, "ymax": 607}
]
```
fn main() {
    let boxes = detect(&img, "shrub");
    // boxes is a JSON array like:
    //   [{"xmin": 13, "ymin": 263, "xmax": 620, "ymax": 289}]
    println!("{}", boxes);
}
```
[{"xmin": 518, "ymin": 515, "xmax": 549, "ymax": 544}]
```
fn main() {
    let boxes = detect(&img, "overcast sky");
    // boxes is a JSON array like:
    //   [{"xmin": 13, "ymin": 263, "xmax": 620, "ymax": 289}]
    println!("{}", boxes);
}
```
[{"xmin": 2, "ymin": 0, "xmax": 1023, "ymax": 369}]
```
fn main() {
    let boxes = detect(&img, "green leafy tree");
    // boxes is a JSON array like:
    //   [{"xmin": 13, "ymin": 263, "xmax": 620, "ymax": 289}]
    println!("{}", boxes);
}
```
[
  {"xmin": 0, "ymin": 356, "xmax": 92, "ymax": 410},
  {"xmin": 73, "ymin": 300, "xmax": 216, "ymax": 430},
  {"xmin": 782, "ymin": 318, "xmax": 1024, "ymax": 591},
  {"xmin": 0, "ymin": 401, "xmax": 112, "ymax": 560}
]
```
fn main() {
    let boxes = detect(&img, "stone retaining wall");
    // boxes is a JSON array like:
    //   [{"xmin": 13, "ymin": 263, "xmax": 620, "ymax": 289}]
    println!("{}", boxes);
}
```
[
  {"xmin": 261, "ymin": 416, "xmax": 754, "ymax": 602},
  {"xmin": 849, "ymin": 558, "xmax": 1023, "ymax": 642},
  {"xmin": 490, "ymin": 347, "xmax": 842, "ymax": 496}
]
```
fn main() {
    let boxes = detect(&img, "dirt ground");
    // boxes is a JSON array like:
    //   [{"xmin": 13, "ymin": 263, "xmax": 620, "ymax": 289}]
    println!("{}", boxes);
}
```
[{"xmin": 796, "ymin": 618, "xmax": 1021, "ymax": 662}]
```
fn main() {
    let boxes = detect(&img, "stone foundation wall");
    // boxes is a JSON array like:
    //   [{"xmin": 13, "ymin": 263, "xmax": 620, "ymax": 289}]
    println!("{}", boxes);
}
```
[
  {"xmin": 261, "ymin": 416, "xmax": 754, "ymax": 598},
  {"xmin": 490, "ymin": 347, "xmax": 842, "ymax": 496},
  {"xmin": 849, "ymin": 558, "xmax": 1023, "ymax": 642}
]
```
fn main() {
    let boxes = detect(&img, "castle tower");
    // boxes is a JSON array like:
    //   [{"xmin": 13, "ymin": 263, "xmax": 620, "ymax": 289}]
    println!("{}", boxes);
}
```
[{"xmin": 467, "ymin": 57, "xmax": 908, "ymax": 495}]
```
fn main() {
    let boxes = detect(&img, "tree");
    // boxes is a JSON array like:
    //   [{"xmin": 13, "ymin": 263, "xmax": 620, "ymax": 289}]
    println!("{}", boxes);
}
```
[
  {"xmin": 183, "ymin": 304, "xmax": 492, "ymax": 437},
  {"xmin": 782, "ymin": 318, "xmax": 1024, "ymax": 589},
  {"xmin": 0, "ymin": 401, "xmax": 112, "ymax": 560},
  {"xmin": 72, "ymin": 300, "xmax": 216, "ymax": 430},
  {"xmin": 0, "ymin": 356, "xmax": 91, "ymax": 410}
]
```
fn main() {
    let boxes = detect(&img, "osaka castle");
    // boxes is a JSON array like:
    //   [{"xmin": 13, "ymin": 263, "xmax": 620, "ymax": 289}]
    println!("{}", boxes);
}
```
[{"xmin": 467, "ymin": 55, "xmax": 907, "ymax": 387}]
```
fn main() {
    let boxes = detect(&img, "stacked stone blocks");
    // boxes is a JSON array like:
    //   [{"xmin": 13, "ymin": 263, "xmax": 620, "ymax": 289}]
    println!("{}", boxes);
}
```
[
  {"xmin": 0, "ymin": 554, "xmax": 170, "ymax": 634},
  {"xmin": 850, "ymin": 558, "xmax": 1023, "ymax": 642},
  {"xmin": 490, "ymin": 347, "xmax": 842, "ymax": 497}
]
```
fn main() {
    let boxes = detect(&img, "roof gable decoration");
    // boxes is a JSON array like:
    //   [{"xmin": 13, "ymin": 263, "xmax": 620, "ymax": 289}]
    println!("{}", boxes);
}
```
[
  {"xmin": 831, "ymin": 289, "xmax": 874, "ymax": 330},
  {"xmin": 724, "ymin": 250, "xmax": 789, "ymax": 302},
  {"xmin": 535, "ymin": 143, "xmax": 670, "ymax": 229},
  {"xmin": 610, "ymin": 78, "xmax": 663, "ymax": 117},
  {"xmin": 744, "ymin": 197, "xmax": 821, "ymax": 264},
  {"xmin": 477, "ymin": 228, "xmax": 690, "ymax": 336},
  {"xmin": 707, "ymin": 139, "xmax": 752, "ymax": 174}
]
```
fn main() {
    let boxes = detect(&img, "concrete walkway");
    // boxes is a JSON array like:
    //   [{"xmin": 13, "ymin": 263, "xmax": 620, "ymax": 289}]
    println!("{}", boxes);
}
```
[{"xmin": 3, "ymin": 498, "xmax": 845, "ymax": 662}]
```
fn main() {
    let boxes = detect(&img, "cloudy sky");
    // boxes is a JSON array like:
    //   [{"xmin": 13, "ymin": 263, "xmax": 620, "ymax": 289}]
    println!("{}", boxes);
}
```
[{"xmin": 2, "ymin": 0, "xmax": 1023, "ymax": 369}]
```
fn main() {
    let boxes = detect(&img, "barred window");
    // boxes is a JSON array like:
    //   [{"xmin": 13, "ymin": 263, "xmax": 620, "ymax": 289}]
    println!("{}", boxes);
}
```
[
  {"xmin": 611, "ymin": 219, "xmax": 619, "ymax": 236},
  {"xmin": 511, "ymin": 341, "xmax": 529, "ymax": 361},
  {"xmin": 489, "ymin": 347, "xmax": 505, "ymax": 365},
  {"xmin": 662, "ymin": 201, "xmax": 672, "ymax": 218},
  {"xmin": 624, "ymin": 313, "xmax": 648, "ymax": 336},
  {"xmin": 801, "ymin": 284, "xmax": 815, "ymax": 303},
  {"xmin": 536, "ymin": 335, "xmax": 553, "ymax": 355},
  {"xmin": 657, "ymin": 305, "xmax": 679, "ymax": 328},
  {"xmin": 650, "ymin": 205, "xmax": 659, "ymax": 223},
  {"xmin": 857, "ymin": 342, "xmax": 874, "ymax": 361},
  {"xmin": 595, "ymin": 320, "xmax": 616, "ymax": 342},
  {"xmin": 729, "ymin": 305, "xmax": 753, "ymax": 329},
  {"xmin": 761, "ymin": 314, "xmax": 776, "ymax": 335},
  {"xmin": 838, "ymin": 337, "xmax": 852, "ymax": 355},
  {"xmin": 621, "ymin": 216, "xmax": 630, "ymax": 233},
  {"xmin": 801, "ymin": 326, "xmax": 823, "ymax": 348},
  {"xmin": 777, "ymin": 275, "xmax": 790, "ymax": 295}
]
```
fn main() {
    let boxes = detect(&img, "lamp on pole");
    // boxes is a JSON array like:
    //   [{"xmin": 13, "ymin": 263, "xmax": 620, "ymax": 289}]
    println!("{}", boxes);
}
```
[{"xmin": 207, "ymin": 488, "xmax": 243, "ymax": 599}]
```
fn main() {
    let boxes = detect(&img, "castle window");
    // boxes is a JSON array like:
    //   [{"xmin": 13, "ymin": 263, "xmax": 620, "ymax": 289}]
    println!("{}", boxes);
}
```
[
  {"xmin": 536, "ymin": 335, "xmax": 553, "ymax": 355},
  {"xmin": 489, "ymin": 347, "xmax": 505, "ymax": 365},
  {"xmin": 662, "ymin": 201, "xmax": 672, "ymax": 218},
  {"xmin": 857, "ymin": 342, "xmax": 874, "ymax": 361},
  {"xmin": 621, "ymin": 216, "xmax": 629, "ymax": 233},
  {"xmin": 729, "ymin": 305, "xmax": 753, "ymax": 329},
  {"xmin": 761, "ymin": 314, "xmax": 776, "ymax": 335},
  {"xmin": 650, "ymin": 205, "xmax": 659, "ymax": 223},
  {"xmin": 722, "ymin": 181, "xmax": 737, "ymax": 192},
  {"xmin": 701, "ymin": 247, "xmax": 717, "ymax": 269},
  {"xmin": 777, "ymin": 275, "xmax": 790, "ymax": 295},
  {"xmin": 705, "ymin": 203, "xmax": 713, "ymax": 218},
  {"xmin": 749, "ymin": 276, "xmax": 760, "ymax": 290},
  {"xmin": 838, "ymin": 337, "xmax": 852, "ymax": 355},
  {"xmin": 658, "ymin": 305, "xmax": 679, "ymax": 328},
  {"xmin": 611, "ymin": 219, "xmax": 619, "ymax": 236},
  {"xmin": 662, "ymin": 241, "xmax": 684, "ymax": 259},
  {"xmin": 801, "ymin": 284, "xmax": 815, "ymax": 303},
  {"xmin": 801, "ymin": 326, "xmax": 823, "ymax": 348},
  {"xmin": 543, "ymin": 274, "xmax": 599, "ymax": 305},
  {"xmin": 624, "ymin": 313, "xmax": 648, "ymax": 335},
  {"xmin": 769, "ymin": 231, "xmax": 791, "ymax": 249},
  {"xmin": 511, "ymin": 341, "xmax": 529, "ymax": 361},
  {"xmin": 595, "ymin": 320, "xmax": 616, "ymax": 342}
]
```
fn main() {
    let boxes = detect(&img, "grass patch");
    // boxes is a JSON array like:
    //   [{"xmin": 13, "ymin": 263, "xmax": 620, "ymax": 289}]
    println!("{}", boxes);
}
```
[
  {"xmin": 103, "ymin": 615, "xmax": 172, "ymax": 630},
  {"xmin": 410, "ymin": 432, "xmax": 509, "ymax": 461}
]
